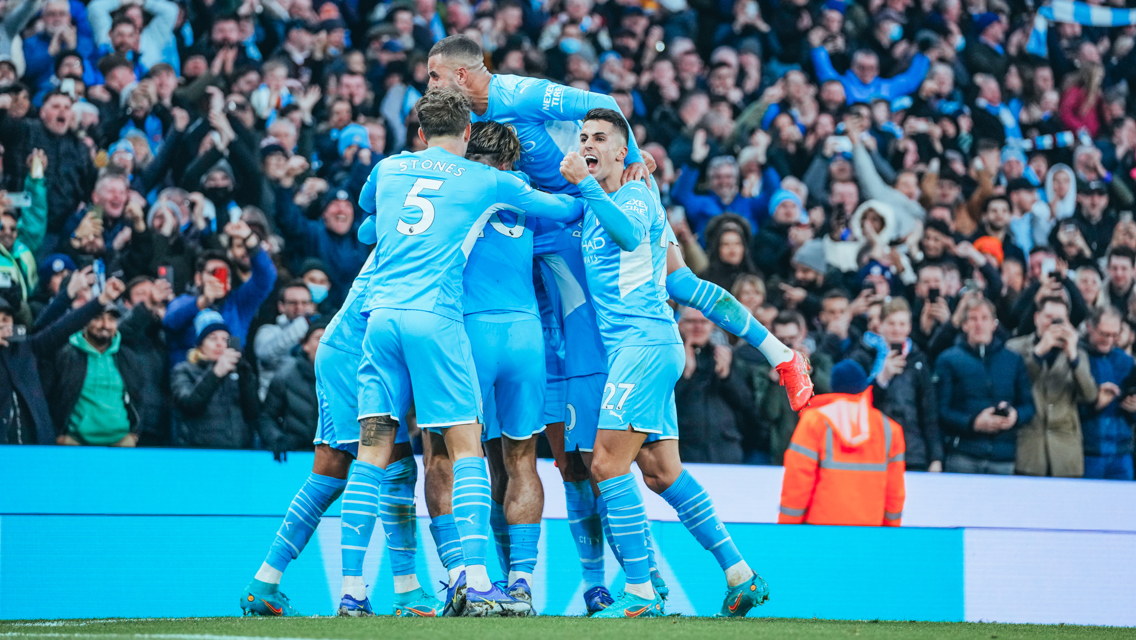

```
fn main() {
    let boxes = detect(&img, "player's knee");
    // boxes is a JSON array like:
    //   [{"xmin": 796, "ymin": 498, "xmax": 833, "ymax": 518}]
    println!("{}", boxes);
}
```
[{"xmin": 313, "ymin": 444, "xmax": 352, "ymax": 479}]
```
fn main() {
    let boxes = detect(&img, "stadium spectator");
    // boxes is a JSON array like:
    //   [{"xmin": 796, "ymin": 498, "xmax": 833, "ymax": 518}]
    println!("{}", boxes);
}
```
[
  {"xmin": 1082, "ymin": 307, "xmax": 1136, "ymax": 480},
  {"xmin": 171, "ymin": 310, "xmax": 259, "ymax": 449},
  {"xmin": 259, "ymin": 319, "xmax": 326, "ymax": 457},
  {"xmin": 1007, "ymin": 297, "xmax": 1097, "ymax": 477},
  {"xmin": 47, "ymin": 287, "xmax": 146, "ymax": 446},
  {"xmin": 675, "ymin": 306, "xmax": 755, "ymax": 464},
  {"xmin": 163, "ymin": 222, "xmax": 276, "ymax": 365},
  {"xmin": 701, "ymin": 214, "xmax": 757, "ymax": 292},
  {"xmin": 254, "ymin": 280, "xmax": 316, "ymax": 400},
  {"xmin": 935, "ymin": 297, "xmax": 1035, "ymax": 475},
  {"xmin": 778, "ymin": 360, "xmax": 905, "ymax": 526},
  {"xmin": 849, "ymin": 298, "xmax": 943, "ymax": 472},
  {"xmin": 116, "ymin": 274, "xmax": 174, "ymax": 444}
]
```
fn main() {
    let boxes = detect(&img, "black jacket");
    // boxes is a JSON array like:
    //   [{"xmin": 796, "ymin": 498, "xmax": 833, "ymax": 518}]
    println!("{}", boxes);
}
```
[
  {"xmin": 171, "ymin": 355, "xmax": 259, "ymax": 448},
  {"xmin": 117, "ymin": 305, "xmax": 172, "ymax": 444},
  {"xmin": 44, "ymin": 332, "xmax": 145, "ymax": 441},
  {"xmin": 675, "ymin": 344, "xmax": 756, "ymax": 464},
  {"xmin": 259, "ymin": 352, "xmax": 318, "ymax": 452},
  {"xmin": 848, "ymin": 340, "xmax": 944, "ymax": 469},
  {"xmin": 934, "ymin": 336, "xmax": 1036, "ymax": 462},
  {"xmin": 0, "ymin": 298, "xmax": 108, "ymax": 444},
  {"xmin": 0, "ymin": 112, "xmax": 97, "ymax": 235}
]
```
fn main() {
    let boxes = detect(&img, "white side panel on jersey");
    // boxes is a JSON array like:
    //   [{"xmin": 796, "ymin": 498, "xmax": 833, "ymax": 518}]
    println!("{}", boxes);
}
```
[
  {"xmin": 618, "ymin": 237, "xmax": 654, "ymax": 299},
  {"xmin": 545, "ymin": 119, "xmax": 582, "ymax": 157},
  {"xmin": 543, "ymin": 254, "xmax": 586, "ymax": 319},
  {"xmin": 461, "ymin": 204, "xmax": 522, "ymax": 258}
]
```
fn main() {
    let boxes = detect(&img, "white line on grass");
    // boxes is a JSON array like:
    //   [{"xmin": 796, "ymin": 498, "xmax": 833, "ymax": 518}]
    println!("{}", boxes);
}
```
[{"xmin": 1, "ymin": 634, "xmax": 350, "ymax": 640}]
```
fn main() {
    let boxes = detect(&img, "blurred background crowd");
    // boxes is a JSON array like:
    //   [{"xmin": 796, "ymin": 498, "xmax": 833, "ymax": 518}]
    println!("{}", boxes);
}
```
[{"xmin": 1, "ymin": 0, "xmax": 1135, "ymax": 480}]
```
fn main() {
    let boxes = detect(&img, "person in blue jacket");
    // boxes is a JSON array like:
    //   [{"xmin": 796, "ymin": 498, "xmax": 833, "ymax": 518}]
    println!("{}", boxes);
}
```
[
  {"xmin": 810, "ymin": 38, "xmax": 930, "ymax": 105},
  {"xmin": 162, "ymin": 220, "xmax": 276, "ymax": 366},
  {"xmin": 1081, "ymin": 307, "xmax": 1136, "ymax": 480}
]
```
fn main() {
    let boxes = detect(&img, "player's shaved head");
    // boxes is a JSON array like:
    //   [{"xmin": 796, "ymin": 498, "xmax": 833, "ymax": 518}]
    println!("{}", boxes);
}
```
[
  {"xmin": 583, "ymin": 108, "xmax": 629, "ymax": 146},
  {"xmin": 467, "ymin": 121, "xmax": 521, "ymax": 170},
  {"xmin": 415, "ymin": 89, "xmax": 472, "ymax": 140},
  {"xmin": 428, "ymin": 35, "xmax": 484, "ymax": 66}
]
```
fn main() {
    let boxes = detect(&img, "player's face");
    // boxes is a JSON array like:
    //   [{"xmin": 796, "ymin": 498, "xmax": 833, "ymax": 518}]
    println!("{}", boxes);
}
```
[
  {"xmin": 579, "ymin": 120, "xmax": 627, "ymax": 183},
  {"xmin": 427, "ymin": 56, "xmax": 462, "ymax": 92}
]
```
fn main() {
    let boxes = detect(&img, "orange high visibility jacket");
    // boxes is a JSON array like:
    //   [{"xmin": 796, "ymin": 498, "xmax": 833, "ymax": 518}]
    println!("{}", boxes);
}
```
[{"xmin": 778, "ymin": 389, "xmax": 906, "ymax": 526}]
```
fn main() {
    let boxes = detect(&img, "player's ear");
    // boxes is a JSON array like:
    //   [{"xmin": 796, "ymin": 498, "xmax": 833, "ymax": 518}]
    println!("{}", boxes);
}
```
[
  {"xmin": 616, "ymin": 144, "xmax": 628, "ymax": 165},
  {"xmin": 418, "ymin": 126, "xmax": 429, "ymax": 147},
  {"xmin": 463, "ymin": 123, "xmax": 471, "ymax": 142}
]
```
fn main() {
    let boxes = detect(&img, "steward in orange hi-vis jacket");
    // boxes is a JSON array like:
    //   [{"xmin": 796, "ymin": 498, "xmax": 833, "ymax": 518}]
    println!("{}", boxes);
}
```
[{"xmin": 778, "ymin": 360, "xmax": 905, "ymax": 526}]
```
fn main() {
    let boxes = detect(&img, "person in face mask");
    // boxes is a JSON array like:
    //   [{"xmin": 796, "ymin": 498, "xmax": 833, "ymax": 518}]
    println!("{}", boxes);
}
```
[{"xmin": 299, "ymin": 259, "xmax": 334, "ymax": 314}]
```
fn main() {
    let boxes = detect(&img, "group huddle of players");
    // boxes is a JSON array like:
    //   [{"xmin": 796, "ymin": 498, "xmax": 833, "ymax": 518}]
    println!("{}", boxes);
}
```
[{"xmin": 237, "ymin": 35, "xmax": 814, "ymax": 620}]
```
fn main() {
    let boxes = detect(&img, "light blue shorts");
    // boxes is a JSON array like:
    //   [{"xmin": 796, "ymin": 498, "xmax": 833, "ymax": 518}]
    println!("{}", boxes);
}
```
[
  {"xmin": 467, "ymin": 312, "xmax": 546, "ymax": 441},
  {"xmin": 358, "ymin": 309, "xmax": 482, "ymax": 432},
  {"xmin": 543, "ymin": 325, "xmax": 567, "ymax": 425},
  {"xmin": 313, "ymin": 343, "xmax": 408, "ymax": 456},
  {"xmin": 597, "ymin": 344, "xmax": 684, "ymax": 443},
  {"xmin": 564, "ymin": 372, "xmax": 605, "ymax": 453}
]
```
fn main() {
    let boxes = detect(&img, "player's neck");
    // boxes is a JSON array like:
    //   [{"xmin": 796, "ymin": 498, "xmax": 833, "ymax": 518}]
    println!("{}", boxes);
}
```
[
  {"xmin": 427, "ymin": 138, "xmax": 468, "ymax": 157},
  {"xmin": 468, "ymin": 73, "xmax": 491, "ymax": 116},
  {"xmin": 597, "ymin": 172, "xmax": 622, "ymax": 194}
]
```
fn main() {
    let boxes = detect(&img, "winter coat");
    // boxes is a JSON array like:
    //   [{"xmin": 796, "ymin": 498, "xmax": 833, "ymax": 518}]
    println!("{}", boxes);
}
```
[
  {"xmin": 0, "ymin": 297, "xmax": 107, "ymax": 444},
  {"xmin": 171, "ymin": 352, "xmax": 259, "ymax": 448},
  {"xmin": 1082, "ymin": 346, "xmax": 1136, "ymax": 458},
  {"xmin": 258, "ymin": 352, "xmax": 318, "ymax": 452},
  {"xmin": 45, "ymin": 330, "xmax": 145, "ymax": 442},
  {"xmin": 935, "ymin": 336, "xmax": 1036, "ymax": 463},
  {"xmin": 116, "ymin": 304, "xmax": 172, "ymax": 444},
  {"xmin": 1006, "ymin": 335, "xmax": 1097, "ymax": 477},
  {"xmin": 848, "ymin": 340, "xmax": 944, "ymax": 469},
  {"xmin": 674, "ymin": 343, "xmax": 756, "ymax": 464},
  {"xmin": 273, "ymin": 184, "xmax": 368, "ymax": 309}
]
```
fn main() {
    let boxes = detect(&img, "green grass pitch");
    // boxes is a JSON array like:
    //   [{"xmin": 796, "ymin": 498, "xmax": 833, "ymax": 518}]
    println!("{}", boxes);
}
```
[{"xmin": 2, "ymin": 617, "xmax": 1133, "ymax": 639}]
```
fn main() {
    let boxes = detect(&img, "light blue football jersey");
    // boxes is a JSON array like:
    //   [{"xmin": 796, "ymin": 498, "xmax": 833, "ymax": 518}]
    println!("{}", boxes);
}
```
[
  {"xmin": 536, "ymin": 220, "xmax": 607, "ymax": 378},
  {"xmin": 361, "ymin": 146, "xmax": 579, "ymax": 320},
  {"xmin": 462, "ymin": 172, "xmax": 580, "ymax": 317},
  {"xmin": 320, "ymin": 248, "xmax": 377, "ymax": 356},
  {"xmin": 581, "ymin": 180, "xmax": 682, "ymax": 354},
  {"xmin": 475, "ymin": 74, "xmax": 643, "ymax": 195}
]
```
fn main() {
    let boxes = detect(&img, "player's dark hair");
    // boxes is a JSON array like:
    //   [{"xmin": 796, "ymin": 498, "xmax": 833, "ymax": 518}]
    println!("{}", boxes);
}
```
[
  {"xmin": 429, "ymin": 35, "xmax": 484, "ymax": 65},
  {"xmin": 415, "ymin": 89, "xmax": 471, "ymax": 140},
  {"xmin": 583, "ymin": 108, "xmax": 630, "ymax": 146},
  {"xmin": 467, "ymin": 121, "xmax": 521, "ymax": 169}
]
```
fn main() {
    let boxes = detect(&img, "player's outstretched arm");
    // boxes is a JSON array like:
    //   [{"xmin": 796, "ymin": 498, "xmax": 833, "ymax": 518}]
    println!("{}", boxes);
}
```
[{"xmin": 497, "ymin": 170, "xmax": 585, "ymax": 224}]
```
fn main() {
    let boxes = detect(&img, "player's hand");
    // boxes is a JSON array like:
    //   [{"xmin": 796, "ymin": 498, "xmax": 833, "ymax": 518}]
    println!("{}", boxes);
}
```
[
  {"xmin": 560, "ymin": 152, "xmax": 590, "ymax": 185},
  {"xmin": 641, "ymin": 150, "xmax": 657, "ymax": 174},
  {"xmin": 622, "ymin": 161, "xmax": 649, "ymax": 184}
]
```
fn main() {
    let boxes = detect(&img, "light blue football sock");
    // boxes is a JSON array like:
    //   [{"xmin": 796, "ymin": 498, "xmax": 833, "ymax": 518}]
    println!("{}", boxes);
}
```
[
  {"xmin": 265, "ymin": 473, "xmax": 346, "ymax": 574},
  {"xmin": 508, "ymin": 523, "xmax": 540, "ymax": 578},
  {"xmin": 660, "ymin": 470, "xmax": 743, "ymax": 571},
  {"xmin": 429, "ymin": 514, "xmax": 464, "ymax": 570},
  {"xmin": 490, "ymin": 499, "xmax": 510, "ymax": 576},
  {"xmin": 597, "ymin": 474, "xmax": 650, "ymax": 586},
  {"xmin": 596, "ymin": 493, "xmax": 623, "ymax": 567},
  {"xmin": 564, "ymin": 481, "xmax": 605, "ymax": 588},
  {"xmin": 452, "ymin": 457, "xmax": 492, "ymax": 571},
  {"xmin": 380, "ymin": 457, "xmax": 418, "ymax": 578},
  {"xmin": 341, "ymin": 461, "xmax": 385, "ymax": 577},
  {"xmin": 666, "ymin": 267, "xmax": 770, "ymax": 347}
]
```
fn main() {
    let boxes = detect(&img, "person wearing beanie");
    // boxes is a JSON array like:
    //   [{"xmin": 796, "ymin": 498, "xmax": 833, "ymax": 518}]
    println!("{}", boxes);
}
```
[
  {"xmin": 774, "ymin": 239, "xmax": 834, "ymax": 326},
  {"xmin": 170, "ymin": 307, "xmax": 259, "ymax": 449},
  {"xmin": 779, "ymin": 358, "xmax": 906, "ymax": 526},
  {"xmin": 963, "ymin": 12, "xmax": 1008, "ymax": 77},
  {"xmin": 753, "ymin": 188, "xmax": 810, "ymax": 278}
]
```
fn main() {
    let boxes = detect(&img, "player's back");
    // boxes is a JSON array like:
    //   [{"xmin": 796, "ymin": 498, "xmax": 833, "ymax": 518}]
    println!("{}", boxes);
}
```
[
  {"xmin": 363, "ymin": 147, "xmax": 503, "ymax": 319},
  {"xmin": 581, "ymin": 180, "xmax": 680, "ymax": 354},
  {"xmin": 477, "ymin": 74, "xmax": 580, "ymax": 196},
  {"xmin": 537, "ymin": 219, "xmax": 607, "ymax": 378}
]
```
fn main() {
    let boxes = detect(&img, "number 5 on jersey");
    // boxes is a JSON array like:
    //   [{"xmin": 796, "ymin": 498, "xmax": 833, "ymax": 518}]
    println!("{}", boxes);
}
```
[{"xmin": 398, "ymin": 178, "xmax": 444, "ymax": 235}]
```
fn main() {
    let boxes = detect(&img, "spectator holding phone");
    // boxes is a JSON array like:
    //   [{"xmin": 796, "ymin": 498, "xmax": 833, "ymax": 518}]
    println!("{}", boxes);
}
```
[
  {"xmin": 170, "ymin": 310, "xmax": 259, "ymax": 449},
  {"xmin": 936, "ymin": 297, "xmax": 1035, "ymax": 475},
  {"xmin": 162, "ymin": 221, "xmax": 277, "ymax": 366},
  {"xmin": 1081, "ymin": 307, "xmax": 1136, "ymax": 480},
  {"xmin": 1007, "ymin": 296, "xmax": 1097, "ymax": 477}
]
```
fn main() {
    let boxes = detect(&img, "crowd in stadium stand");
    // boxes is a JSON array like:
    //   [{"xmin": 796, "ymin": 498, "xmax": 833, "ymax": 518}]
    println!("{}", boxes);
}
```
[{"xmin": 0, "ymin": 0, "xmax": 1135, "ymax": 481}]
